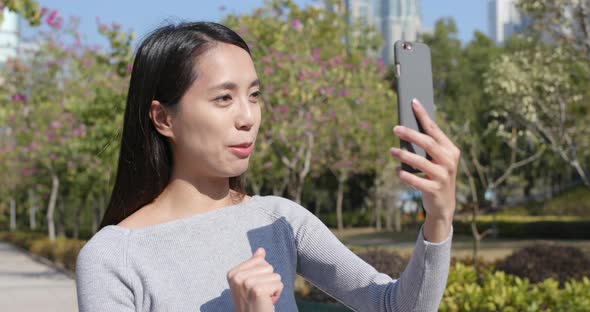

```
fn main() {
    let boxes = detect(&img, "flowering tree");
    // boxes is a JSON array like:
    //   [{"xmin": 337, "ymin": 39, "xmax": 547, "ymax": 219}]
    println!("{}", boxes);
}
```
[
  {"xmin": 224, "ymin": 0, "xmax": 396, "ymax": 229},
  {"xmin": 0, "ymin": 7, "xmax": 133, "ymax": 239}
]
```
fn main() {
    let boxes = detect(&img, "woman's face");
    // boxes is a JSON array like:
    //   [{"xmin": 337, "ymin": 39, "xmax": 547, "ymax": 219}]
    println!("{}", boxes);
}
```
[{"xmin": 170, "ymin": 42, "xmax": 261, "ymax": 179}]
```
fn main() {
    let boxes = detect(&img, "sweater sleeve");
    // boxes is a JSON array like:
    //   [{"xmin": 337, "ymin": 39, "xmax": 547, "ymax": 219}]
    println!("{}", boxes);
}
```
[
  {"xmin": 287, "ymin": 200, "xmax": 452, "ymax": 312},
  {"xmin": 75, "ymin": 227, "xmax": 135, "ymax": 312}
]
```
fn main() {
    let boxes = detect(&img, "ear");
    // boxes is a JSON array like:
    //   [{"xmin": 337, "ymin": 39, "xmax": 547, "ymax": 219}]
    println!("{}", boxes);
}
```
[{"xmin": 149, "ymin": 100, "xmax": 176, "ymax": 143}]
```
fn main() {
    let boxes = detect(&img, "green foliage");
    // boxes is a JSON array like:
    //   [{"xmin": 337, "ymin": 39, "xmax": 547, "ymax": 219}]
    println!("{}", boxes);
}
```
[
  {"xmin": 541, "ymin": 186, "xmax": 590, "ymax": 216},
  {"xmin": 453, "ymin": 217, "xmax": 590, "ymax": 239},
  {"xmin": 0, "ymin": 0, "xmax": 42, "ymax": 25},
  {"xmin": 222, "ymin": 0, "xmax": 395, "ymax": 202},
  {"xmin": 440, "ymin": 263, "xmax": 590, "ymax": 312},
  {"xmin": 1, "ymin": 231, "xmax": 85, "ymax": 272}
]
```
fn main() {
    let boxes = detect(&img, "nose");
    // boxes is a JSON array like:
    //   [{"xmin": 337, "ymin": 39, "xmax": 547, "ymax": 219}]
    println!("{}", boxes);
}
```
[{"xmin": 235, "ymin": 95, "xmax": 255, "ymax": 130}]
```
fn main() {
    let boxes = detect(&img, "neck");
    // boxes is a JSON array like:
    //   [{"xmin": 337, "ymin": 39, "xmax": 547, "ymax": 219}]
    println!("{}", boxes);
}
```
[{"xmin": 152, "ymin": 175, "xmax": 239, "ymax": 219}]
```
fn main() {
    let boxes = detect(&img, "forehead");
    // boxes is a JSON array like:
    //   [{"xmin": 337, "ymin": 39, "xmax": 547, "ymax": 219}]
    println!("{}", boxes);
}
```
[{"xmin": 193, "ymin": 43, "xmax": 257, "ymax": 86}]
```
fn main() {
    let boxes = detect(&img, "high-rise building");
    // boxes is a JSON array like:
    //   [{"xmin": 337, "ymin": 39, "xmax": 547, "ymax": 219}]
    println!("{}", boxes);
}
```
[
  {"xmin": 374, "ymin": 0, "xmax": 422, "ymax": 65},
  {"xmin": 488, "ymin": 0, "xmax": 531, "ymax": 44},
  {"xmin": 0, "ymin": 7, "xmax": 20, "ymax": 63},
  {"xmin": 324, "ymin": 0, "xmax": 373, "ymax": 26}
]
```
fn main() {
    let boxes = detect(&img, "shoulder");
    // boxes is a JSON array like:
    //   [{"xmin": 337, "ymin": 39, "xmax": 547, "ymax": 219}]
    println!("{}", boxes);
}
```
[
  {"xmin": 76, "ymin": 226, "xmax": 131, "ymax": 274},
  {"xmin": 254, "ymin": 195, "xmax": 325, "ymax": 230}
]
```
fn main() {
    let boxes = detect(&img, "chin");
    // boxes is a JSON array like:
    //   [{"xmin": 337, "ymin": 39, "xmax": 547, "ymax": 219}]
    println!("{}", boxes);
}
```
[{"xmin": 226, "ymin": 162, "xmax": 249, "ymax": 177}]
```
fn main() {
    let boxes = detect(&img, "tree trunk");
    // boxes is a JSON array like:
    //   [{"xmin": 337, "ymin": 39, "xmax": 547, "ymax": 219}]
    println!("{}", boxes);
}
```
[
  {"xmin": 336, "ymin": 171, "xmax": 347, "ymax": 231},
  {"xmin": 375, "ymin": 195, "xmax": 383, "ymax": 231},
  {"xmin": 571, "ymin": 159, "xmax": 590, "ymax": 189},
  {"xmin": 57, "ymin": 196, "xmax": 66, "ymax": 238},
  {"xmin": 314, "ymin": 196, "xmax": 321, "ymax": 216},
  {"xmin": 47, "ymin": 173, "xmax": 59, "ymax": 241},
  {"xmin": 92, "ymin": 194, "xmax": 100, "ymax": 234},
  {"xmin": 28, "ymin": 188, "xmax": 37, "ymax": 230},
  {"xmin": 9, "ymin": 198, "xmax": 16, "ymax": 231},
  {"xmin": 73, "ymin": 195, "xmax": 83, "ymax": 239},
  {"xmin": 395, "ymin": 204, "xmax": 402, "ymax": 232}
]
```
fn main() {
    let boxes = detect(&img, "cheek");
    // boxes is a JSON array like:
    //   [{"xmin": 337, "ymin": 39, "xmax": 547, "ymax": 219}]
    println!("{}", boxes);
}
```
[{"xmin": 174, "ymin": 108, "xmax": 224, "ymax": 155}]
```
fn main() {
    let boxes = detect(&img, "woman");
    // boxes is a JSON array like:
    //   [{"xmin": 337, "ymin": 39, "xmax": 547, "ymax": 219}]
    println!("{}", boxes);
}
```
[{"xmin": 75, "ymin": 21, "xmax": 459, "ymax": 312}]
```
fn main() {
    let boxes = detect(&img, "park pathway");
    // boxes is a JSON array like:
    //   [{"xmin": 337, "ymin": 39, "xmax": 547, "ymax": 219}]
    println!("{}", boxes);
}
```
[{"xmin": 0, "ymin": 241, "xmax": 78, "ymax": 311}]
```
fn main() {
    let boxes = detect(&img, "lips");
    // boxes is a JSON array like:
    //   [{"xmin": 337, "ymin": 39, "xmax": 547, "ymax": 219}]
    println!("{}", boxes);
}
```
[
  {"xmin": 229, "ymin": 142, "xmax": 253, "ymax": 148},
  {"xmin": 228, "ymin": 142, "xmax": 254, "ymax": 158}
]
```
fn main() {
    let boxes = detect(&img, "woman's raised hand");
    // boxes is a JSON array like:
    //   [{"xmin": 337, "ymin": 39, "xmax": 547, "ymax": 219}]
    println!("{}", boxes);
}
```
[{"xmin": 390, "ymin": 99, "xmax": 460, "ymax": 242}]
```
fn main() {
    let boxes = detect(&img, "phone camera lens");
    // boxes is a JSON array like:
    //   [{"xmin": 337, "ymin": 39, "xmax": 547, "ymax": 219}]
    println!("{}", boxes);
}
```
[{"xmin": 402, "ymin": 42, "xmax": 413, "ymax": 50}]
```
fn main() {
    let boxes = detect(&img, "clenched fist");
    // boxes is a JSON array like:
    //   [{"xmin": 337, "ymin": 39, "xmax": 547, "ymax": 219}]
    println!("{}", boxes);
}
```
[{"xmin": 227, "ymin": 248, "xmax": 284, "ymax": 312}]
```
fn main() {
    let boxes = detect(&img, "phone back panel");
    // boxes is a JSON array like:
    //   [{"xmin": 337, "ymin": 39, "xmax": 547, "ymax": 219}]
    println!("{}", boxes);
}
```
[{"xmin": 394, "ymin": 41, "xmax": 435, "ymax": 172}]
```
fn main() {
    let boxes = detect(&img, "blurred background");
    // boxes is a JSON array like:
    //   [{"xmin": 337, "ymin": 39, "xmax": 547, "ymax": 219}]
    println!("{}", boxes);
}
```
[{"xmin": 1, "ymin": 0, "xmax": 589, "ymax": 311}]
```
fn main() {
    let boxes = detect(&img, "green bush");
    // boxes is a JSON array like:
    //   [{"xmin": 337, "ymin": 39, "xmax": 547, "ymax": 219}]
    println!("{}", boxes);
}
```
[
  {"xmin": 1, "ymin": 231, "xmax": 86, "ymax": 272},
  {"xmin": 541, "ymin": 186, "xmax": 590, "ymax": 217},
  {"xmin": 0, "ymin": 231, "xmax": 45, "ymax": 249},
  {"xmin": 319, "ymin": 210, "xmax": 373, "ymax": 228},
  {"xmin": 453, "ymin": 216, "xmax": 590, "ymax": 239},
  {"xmin": 440, "ymin": 263, "xmax": 590, "ymax": 312}
]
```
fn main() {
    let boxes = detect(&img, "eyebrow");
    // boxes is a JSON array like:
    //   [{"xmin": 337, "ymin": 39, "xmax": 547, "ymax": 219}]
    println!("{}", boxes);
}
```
[{"xmin": 208, "ymin": 79, "xmax": 261, "ymax": 92}]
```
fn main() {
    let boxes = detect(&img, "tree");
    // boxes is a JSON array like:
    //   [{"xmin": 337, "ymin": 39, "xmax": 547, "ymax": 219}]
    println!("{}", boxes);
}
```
[
  {"xmin": 223, "ymin": 0, "xmax": 394, "ymax": 230},
  {"xmin": 484, "ymin": 44, "xmax": 590, "ymax": 188}
]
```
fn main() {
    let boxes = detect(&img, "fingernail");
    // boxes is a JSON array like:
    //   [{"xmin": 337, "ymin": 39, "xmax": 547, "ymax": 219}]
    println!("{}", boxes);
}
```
[
  {"xmin": 390, "ymin": 147, "xmax": 401, "ymax": 156},
  {"xmin": 394, "ymin": 126, "xmax": 403, "ymax": 134},
  {"xmin": 412, "ymin": 98, "xmax": 421, "ymax": 108}
]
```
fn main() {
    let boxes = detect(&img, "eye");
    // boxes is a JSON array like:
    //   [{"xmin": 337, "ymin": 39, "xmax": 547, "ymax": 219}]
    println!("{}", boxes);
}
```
[
  {"xmin": 214, "ymin": 94, "xmax": 232, "ymax": 103},
  {"xmin": 250, "ymin": 90, "xmax": 261, "ymax": 100}
]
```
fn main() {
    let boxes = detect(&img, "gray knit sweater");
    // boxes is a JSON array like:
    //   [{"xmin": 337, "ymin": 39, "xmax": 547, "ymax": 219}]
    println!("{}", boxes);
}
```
[{"xmin": 75, "ymin": 195, "xmax": 452, "ymax": 311}]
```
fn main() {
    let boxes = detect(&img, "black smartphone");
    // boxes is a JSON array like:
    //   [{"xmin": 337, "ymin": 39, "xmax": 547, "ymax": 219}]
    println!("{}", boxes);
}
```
[{"xmin": 394, "ymin": 40, "xmax": 436, "ymax": 173}]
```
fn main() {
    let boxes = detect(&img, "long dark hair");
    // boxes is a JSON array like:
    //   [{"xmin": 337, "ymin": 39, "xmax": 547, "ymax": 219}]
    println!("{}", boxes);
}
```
[{"xmin": 99, "ymin": 22, "xmax": 251, "ymax": 230}]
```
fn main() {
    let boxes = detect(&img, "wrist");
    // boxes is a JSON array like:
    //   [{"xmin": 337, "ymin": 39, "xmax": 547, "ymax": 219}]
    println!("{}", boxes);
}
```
[{"xmin": 423, "ymin": 216, "xmax": 453, "ymax": 243}]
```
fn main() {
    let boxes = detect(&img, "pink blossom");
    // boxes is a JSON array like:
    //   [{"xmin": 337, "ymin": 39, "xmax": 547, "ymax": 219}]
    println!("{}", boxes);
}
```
[
  {"xmin": 264, "ymin": 66, "xmax": 274, "ymax": 75},
  {"xmin": 263, "ymin": 161, "xmax": 273, "ymax": 169},
  {"xmin": 291, "ymin": 19, "xmax": 302, "ymax": 31},
  {"xmin": 22, "ymin": 168, "xmax": 34, "ymax": 177},
  {"xmin": 261, "ymin": 55, "xmax": 271, "ymax": 63},
  {"xmin": 50, "ymin": 121, "xmax": 62, "ymax": 129},
  {"xmin": 312, "ymin": 48, "xmax": 321, "ymax": 62},
  {"xmin": 50, "ymin": 153, "xmax": 57, "ymax": 161},
  {"xmin": 298, "ymin": 71, "xmax": 306, "ymax": 81},
  {"xmin": 11, "ymin": 93, "xmax": 27, "ymax": 103},
  {"xmin": 29, "ymin": 142, "xmax": 40, "ymax": 151},
  {"xmin": 126, "ymin": 64, "xmax": 133, "ymax": 74},
  {"xmin": 45, "ymin": 10, "xmax": 62, "ymax": 29},
  {"xmin": 359, "ymin": 121, "xmax": 369, "ymax": 129},
  {"xmin": 320, "ymin": 86, "xmax": 334, "ymax": 95},
  {"xmin": 339, "ymin": 89, "xmax": 349, "ymax": 97},
  {"xmin": 272, "ymin": 105, "xmax": 289, "ymax": 113}
]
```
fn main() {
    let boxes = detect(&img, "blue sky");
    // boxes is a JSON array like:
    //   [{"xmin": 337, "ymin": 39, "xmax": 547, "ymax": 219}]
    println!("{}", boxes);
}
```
[{"xmin": 23, "ymin": 0, "xmax": 488, "ymax": 47}]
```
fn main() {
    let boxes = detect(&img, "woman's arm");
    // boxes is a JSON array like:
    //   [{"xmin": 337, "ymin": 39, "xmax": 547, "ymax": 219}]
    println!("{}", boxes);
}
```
[
  {"xmin": 291, "ymin": 201, "xmax": 451, "ymax": 312},
  {"xmin": 292, "ymin": 99, "xmax": 458, "ymax": 311},
  {"xmin": 75, "ymin": 230, "xmax": 135, "ymax": 312}
]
